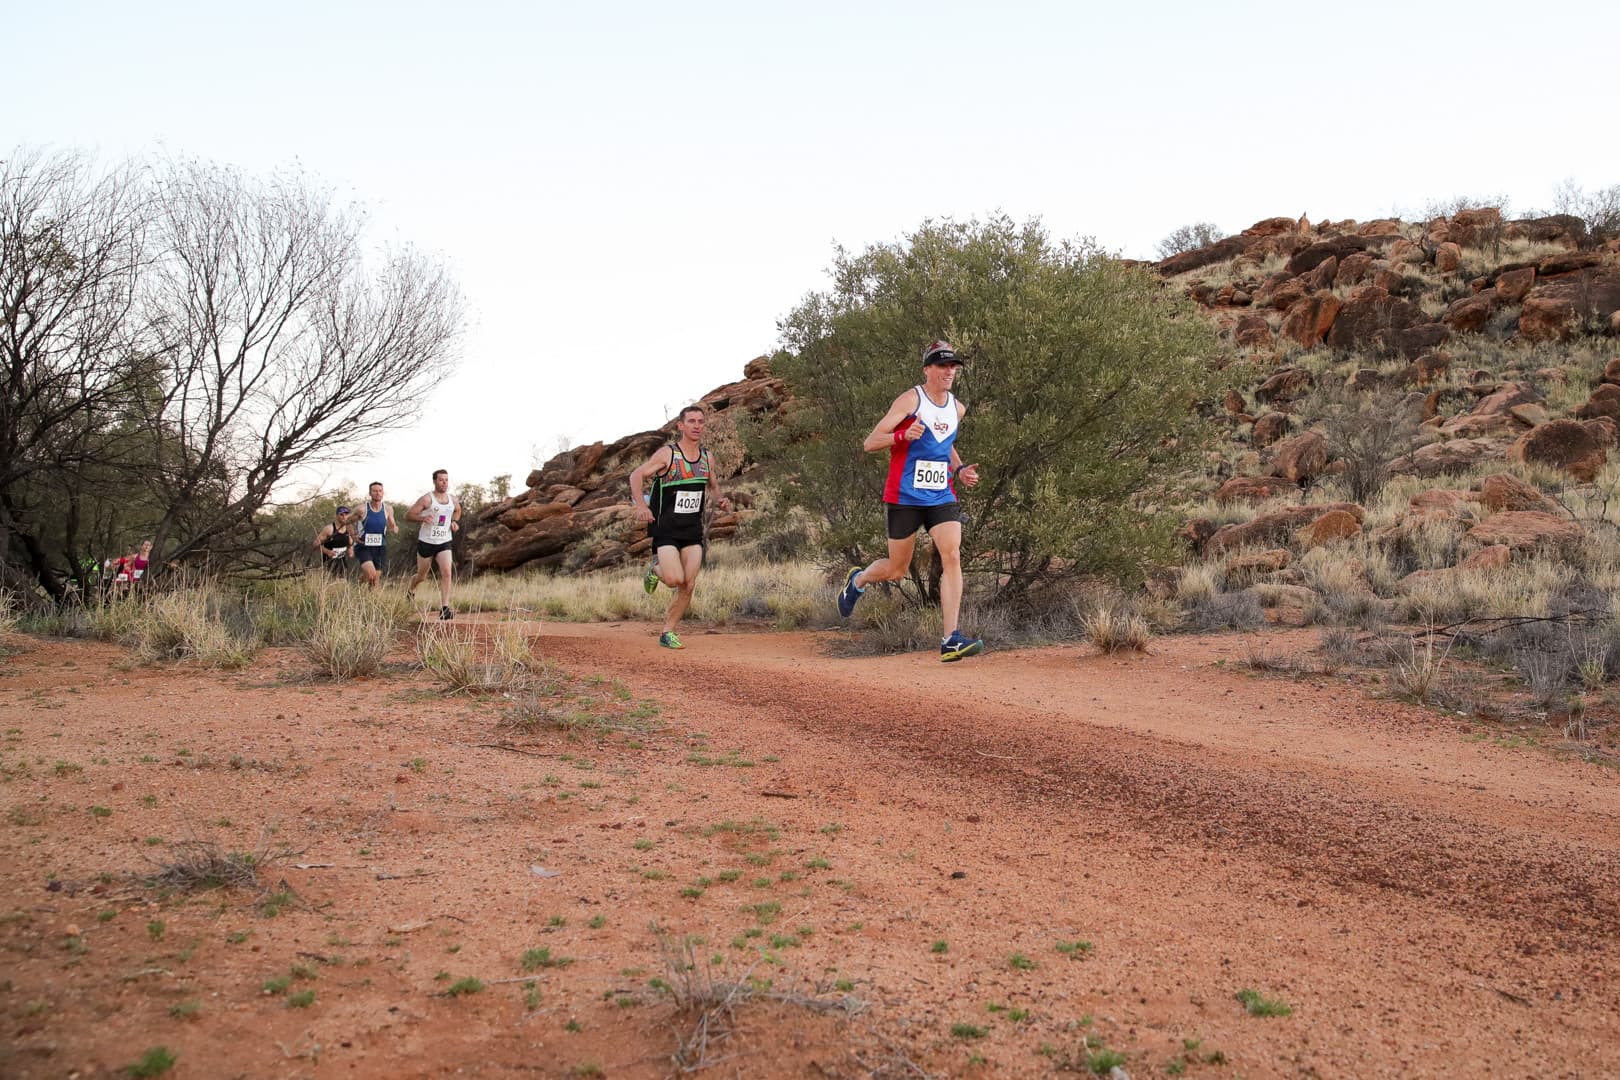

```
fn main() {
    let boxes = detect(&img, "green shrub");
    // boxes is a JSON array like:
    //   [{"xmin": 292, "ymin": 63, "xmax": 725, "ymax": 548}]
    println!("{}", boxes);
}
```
[{"xmin": 764, "ymin": 215, "xmax": 1224, "ymax": 598}]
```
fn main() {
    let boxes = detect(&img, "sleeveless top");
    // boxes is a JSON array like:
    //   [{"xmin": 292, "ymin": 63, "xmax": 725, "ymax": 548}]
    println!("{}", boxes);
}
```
[
  {"xmin": 417, "ymin": 493, "xmax": 456, "ymax": 544},
  {"xmin": 322, "ymin": 521, "xmax": 351, "ymax": 553},
  {"xmin": 360, "ymin": 504, "xmax": 388, "ymax": 548},
  {"xmin": 652, "ymin": 443, "xmax": 711, "ymax": 540},
  {"xmin": 884, "ymin": 386, "xmax": 959, "ymax": 507}
]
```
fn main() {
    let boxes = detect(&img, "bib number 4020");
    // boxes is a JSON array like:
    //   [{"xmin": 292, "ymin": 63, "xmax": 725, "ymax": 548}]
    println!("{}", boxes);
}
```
[
  {"xmin": 674, "ymin": 490, "xmax": 704, "ymax": 514},
  {"xmin": 912, "ymin": 459, "xmax": 949, "ymax": 492}
]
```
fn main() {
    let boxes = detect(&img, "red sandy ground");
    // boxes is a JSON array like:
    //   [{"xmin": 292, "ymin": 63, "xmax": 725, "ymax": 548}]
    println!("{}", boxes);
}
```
[{"xmin": 1, "ymin": 621, "xmax": 1617, "ymax": 1079}]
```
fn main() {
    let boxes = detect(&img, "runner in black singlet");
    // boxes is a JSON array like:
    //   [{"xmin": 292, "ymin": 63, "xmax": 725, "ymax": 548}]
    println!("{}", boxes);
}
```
[
  {"xmin": 315, "ymin": 507, "xmax": 355, "ymax": 577},
  {"xmin": 627, "ymin": 405, "xmax": 732, "ymax": 649}
]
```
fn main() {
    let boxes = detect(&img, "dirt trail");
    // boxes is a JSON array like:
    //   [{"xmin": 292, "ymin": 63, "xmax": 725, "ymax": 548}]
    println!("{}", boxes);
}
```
[
  {"xmin": 2, "ymin": 623, "xmax": 1617, "ymax": 1079},
  {"xmin": 541, "ymin": 625, "xmax": 1620, "ymax": 940}
]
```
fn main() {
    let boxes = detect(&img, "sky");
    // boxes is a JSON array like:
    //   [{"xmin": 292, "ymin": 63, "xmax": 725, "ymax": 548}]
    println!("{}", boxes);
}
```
[{"xmin": 7, "ymin": 0, "xmax": 1618, "ymax": 506}]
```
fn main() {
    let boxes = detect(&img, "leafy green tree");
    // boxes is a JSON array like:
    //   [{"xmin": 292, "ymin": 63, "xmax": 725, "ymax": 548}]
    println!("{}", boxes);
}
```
[{"xmin": 764, "ymin": 216, "xmax": 1222, "ymax": 600}]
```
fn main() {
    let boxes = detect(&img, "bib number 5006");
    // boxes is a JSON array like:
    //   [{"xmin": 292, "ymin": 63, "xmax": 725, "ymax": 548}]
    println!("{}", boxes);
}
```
[{"xmin": 912, "ymin": 460, "xmax": 949, "ymax": 491}]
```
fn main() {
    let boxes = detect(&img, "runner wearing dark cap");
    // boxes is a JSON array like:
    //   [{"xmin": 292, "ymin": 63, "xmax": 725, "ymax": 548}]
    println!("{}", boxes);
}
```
[
  {"xmin": 315, "ymin": 506, "xmax": 356, "ymax": 577},
  {"xmin": 837, "ymin": 340, "xmax": 984, "ymax": 661}
]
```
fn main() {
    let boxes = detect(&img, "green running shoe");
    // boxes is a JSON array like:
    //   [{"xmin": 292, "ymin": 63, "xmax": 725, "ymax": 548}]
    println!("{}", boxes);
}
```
[
  {"xmin": 659, "ymin": 630, "xmax": 684, "ymax": 649},
  {"xmin": 642, "ymin": 561, "xmax": 660, "ymax": 594}
]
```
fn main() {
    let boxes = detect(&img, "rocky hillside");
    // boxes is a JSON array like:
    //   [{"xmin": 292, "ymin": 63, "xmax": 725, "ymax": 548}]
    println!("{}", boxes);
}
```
[
  {"xmin": 1164, "ymin": 207, "xmax": 1620, "ymax": 632},
  {"xmin": 466, "ymin": 358, "xmax": 785, "ymax": 573},
  {"xmin": 1165, "ymin": 209, "xmax": 1617, "ymax": 354}
]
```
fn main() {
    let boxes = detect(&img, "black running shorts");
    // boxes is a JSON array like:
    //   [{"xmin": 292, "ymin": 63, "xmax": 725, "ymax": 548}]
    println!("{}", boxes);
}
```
[
  {"xmin": 417, "ymin": 539, "xmax": 453, "ymax": 560},
  {"xmin": 651, "ymin": 535, "xmax": 705, "ymax": 553},
  {"xmin": 885, "ymin": 502, "xmax": 961, "ymax": 540},
  {"xmin": 357, "ymin": 545, "xmax": 386, "ymax": 572}
]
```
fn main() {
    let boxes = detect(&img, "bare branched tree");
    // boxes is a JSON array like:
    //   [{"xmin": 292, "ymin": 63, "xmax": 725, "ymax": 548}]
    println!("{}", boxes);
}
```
[
  {"xmin": 1552, "ymin": 177, "xmax": 1620, "ymax": 245},
  {"xmin": 1313, "ymin": 383, "xmax": 1421, "ymax": 505},
  {"xmin": 0, "ymin": 148, "xmax": 464, "ymax": 597},
  {"xmin": 137, "ymin": 160, "xmax": 463, "ymax": 570},
  {"xmin": 1155, "ymin": 221, "xmax": 1226, "ymax": 260}
]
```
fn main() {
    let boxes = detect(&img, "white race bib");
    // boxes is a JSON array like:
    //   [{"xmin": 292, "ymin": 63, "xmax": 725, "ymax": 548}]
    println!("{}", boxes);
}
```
[
  {"xmin": 912, "ymin": 459, "xmax": 950, "ymax": 492},
  {"xmin": 674, "ymin": 489, "xmax": 704, "ymax": 514},
  {"xmin": 363, "ymin": 532, "xmax": 383, "ymax": 546}
]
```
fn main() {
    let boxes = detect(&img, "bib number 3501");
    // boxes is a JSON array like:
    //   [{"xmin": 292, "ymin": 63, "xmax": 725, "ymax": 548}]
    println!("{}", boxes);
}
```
[
  {"xmin": 673, "ymin": 490, "xmax": 704, "ymax": 514},
  {"xmin": 912, "ymin": 459, "xmax": 950, "ymax": 492}
]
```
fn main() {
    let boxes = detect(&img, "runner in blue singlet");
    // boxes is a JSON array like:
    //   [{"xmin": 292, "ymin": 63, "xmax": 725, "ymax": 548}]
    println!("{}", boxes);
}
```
[{"xmin": 355, "ymin": 481, "xmax": 399, "ymax": 589}]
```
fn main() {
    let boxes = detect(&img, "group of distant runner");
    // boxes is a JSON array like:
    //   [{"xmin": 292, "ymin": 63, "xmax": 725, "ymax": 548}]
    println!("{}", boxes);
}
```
[
  {"xmin": 312, "ymin": 339, "xmax": 986, "ymax": 661},
  {"xmin": 311, "ymin": 472, "xmax": 463, "ymax": 621}
]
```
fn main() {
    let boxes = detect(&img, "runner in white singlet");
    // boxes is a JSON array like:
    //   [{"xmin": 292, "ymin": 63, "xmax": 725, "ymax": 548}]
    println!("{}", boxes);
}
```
[{"xmin": 406, "ymin": 469, "xmax": 460, "ymax": 620}]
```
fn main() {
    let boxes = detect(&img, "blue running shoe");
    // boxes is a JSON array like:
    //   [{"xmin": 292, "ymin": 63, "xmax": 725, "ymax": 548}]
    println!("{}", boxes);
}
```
[
  {"xmin": 837, "ymin": 567, "xmax": 864, "ymax": 618},
  {"xmin": 940, "ymin": 630, "xmax": 984, "ymax": 662}
]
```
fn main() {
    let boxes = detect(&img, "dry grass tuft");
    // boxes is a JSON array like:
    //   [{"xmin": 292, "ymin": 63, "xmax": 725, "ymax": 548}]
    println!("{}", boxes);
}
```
[
  {"xmin": 1380, "ymin": 627, "xmax": 1453, "ymax": 705},
  {"xmin": 656, "ymin": 930, "xmax": 860, "ymax": 1074},
  {"xmin": 125, "ymin": 587, "xmax": 257, "ymax": 669},
  {"xmin": 0, "ymin": 589, "xmax": 18, "ymax": 635},
  {"xmin": 417, "ymin": 621, "xmax": 541, "ymax": 692},
  {"xmin": 1084, "ymin": 604, "xmax": 1153, "ymax": 653},
  {"xmin": 145, "ymin": 838, "xmax": 293, "ymax": 893},
  {"xmin": 305, "ymin": 584, "xmax": 413, "ymax": 678}
]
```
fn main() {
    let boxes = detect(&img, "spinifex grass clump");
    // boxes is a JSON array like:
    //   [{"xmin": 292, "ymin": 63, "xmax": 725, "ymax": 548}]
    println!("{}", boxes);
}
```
[
  {"xmin": 417, "ymin": 621, "xmax": 541, "ymax": 692},
  {"xmin": 123, "ymin": 583, "xmax": 257, "ymax": 669},
  {"xmin": 305, "ymin": 583, "xmax": 413, "ymax": 678}
]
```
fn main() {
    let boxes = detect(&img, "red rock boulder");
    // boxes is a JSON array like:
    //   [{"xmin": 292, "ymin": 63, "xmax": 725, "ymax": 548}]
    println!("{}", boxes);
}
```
[
  {"xmin": 1449, "ymin": 208, "xmax": 1503, "ymax": 248},
  {"xmin": 1335, "ymin": 252, "xmax": 1375, "ymax": 287},
  {"xmin": 1507, "ymin": 419, "xmax": 1607, "ymax": 482},
  {"xmin": 1519, "ymin": 295, "xmax": 1577, "ymax": 343},
  {"xmin": 1205, "ymin": 503, "xmax": 1366, "ymax": 556},
  {"xmin": 1298, "ymin": 509, "xmax": 1362, "ymax": 549},
  {"xmin": 1267, "ymin": 431, "xmax": 1329, "ymax": 483},
  {"xmin": 1461, "ymin": 545, "xmax": 1513, "ymax": 570},
  {"xmin": 1466, "ymin": 511, "xmax": 1583, "ymax": 553},
  {"xmin": 1495, "ymin": 267, "xmax": 1535, "ymax": 303},
  {"xmin": 1575, "ymin": 383, "xmax": 1620, "ymax": 423},
  {"xmin": 1279, "ymin": 291, "xmax": 1341, "ymax": 346},
  {"xmin": 1255, "ymin": 366, "xmax": 1313, "ymax": 404},
  {"xmin": 1325, "ymin": 288, "xmax": 1425, "ymax": 352},
  {"xmin": 1214, "ymin": 475, "xmax": 1291, "ymax": 505},
  {"xmin": 1233, "ymin": 315, "xmax": 1273, "ymax": 347},
  {"xmin": 1443, "ymin": 292, "xmax": 1496, "ymax": 334},
  {"xmin": 1478, "ymin": 473, "xmax": 1558, "ymax": 513},
  {"xmin": 1250, "ymin": 412, "xmax": 1293, "ymax": 449}
]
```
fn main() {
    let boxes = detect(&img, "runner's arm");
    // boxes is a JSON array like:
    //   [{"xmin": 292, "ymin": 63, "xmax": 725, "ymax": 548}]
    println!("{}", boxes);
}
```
[
  {"xmin": 450, "ymin": 497, "xmax": 461, "ymax": 533},
  {"xmin": 405, "ymin": 495, "xmax": 431, "ymax": 523},
  {"xmin": 861, "ymin": 390, "xmax": 925, "ymax": 453},
  {"xmin": 313, "ymin": 524, "xmax": 332, "ymax": 554},
  {"xmin": 708, "ymin": 470, "xmax": 731, "ymax": 513},
  {"xmin": 628, "ymin": 448, "xmax": 674, "ymax": 520},
  {"xmin": 950, "ymin": 400, "xmax": 979, "ymax": 486},
  {"xmin": 386, "ymin": 505, "xmax": 399, "ymax": 534}
]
